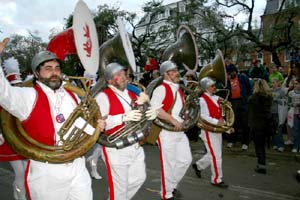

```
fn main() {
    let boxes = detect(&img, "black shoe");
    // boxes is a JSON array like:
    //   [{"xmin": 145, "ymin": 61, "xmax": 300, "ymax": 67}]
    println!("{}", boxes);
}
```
[
  {"xmin": 254, "ymin": 167, "xmax": 267, "ymax": 174},
  {"xmin": 172, "ymin": 189, "xmax": 182, "ymax": 198},
  {"xmin": 211, "ymin": 181, "xmax": 229, "ymax": 189},
  {"xmin": 296, "ymin": 170, "xmax": 300, "ymax": 182},
  {"xmin": 192, "ymin": 164, "xmax": 201, "ymax": 178},
  {"xmin": 161, "ymin": 197, "xmax": 174, "ymax": 200}
]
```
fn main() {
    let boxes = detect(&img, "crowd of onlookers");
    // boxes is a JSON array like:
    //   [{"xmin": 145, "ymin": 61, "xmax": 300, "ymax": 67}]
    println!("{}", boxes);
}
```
[
  {"xmin": 137, "ymin": 55, "xmax": 300, "ymax": 156},
  {"xmin": 224, "ymin": 59, "xmax": 300, "ymax": 154}
]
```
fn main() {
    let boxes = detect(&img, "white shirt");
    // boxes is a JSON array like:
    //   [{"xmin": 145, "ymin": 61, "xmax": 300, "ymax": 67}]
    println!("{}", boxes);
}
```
[
  {"xmin": 199, "ymin": 92, "xmax": 220, "ymax": 125},
  {"xmin": 95, "ymin": 85, "xmax": 133, "ymax": 130},
  {"xmin": 150, "ymin": 80, "xmax": 184, "ymax": 123}
]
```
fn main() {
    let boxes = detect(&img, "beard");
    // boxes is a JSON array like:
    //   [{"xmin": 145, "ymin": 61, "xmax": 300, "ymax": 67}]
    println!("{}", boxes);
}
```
[
  {"xmin": 172, "ymin": 75, "xmax": 181, "ymax": 83},
  {"xmin": 114, "ymin": 81, "xmax": 127, "ymax": 91},
  {"xmin": 39, "ymin": 75, "xmax": 62, "ymax": 90}
]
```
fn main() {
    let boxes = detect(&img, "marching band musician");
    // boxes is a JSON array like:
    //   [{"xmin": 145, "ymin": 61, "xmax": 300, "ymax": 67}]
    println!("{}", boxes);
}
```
[
  {"xmin": 0, "ymin": 38, "xmax": 105, "ymax": 200},
  {"xmin": 150, "ymin": 60, "xmax": 192, "ymax": 200},
  {"xmin": 192, "ymin": 77, "xmax": 229, "ymax": 188},
  {"xmin": 94, "ymin": 62, "xmax": 158, "ymax": 200},
  {"xmin": 0, "ymin": 57, "xmax": 27, "ymax": 200}
]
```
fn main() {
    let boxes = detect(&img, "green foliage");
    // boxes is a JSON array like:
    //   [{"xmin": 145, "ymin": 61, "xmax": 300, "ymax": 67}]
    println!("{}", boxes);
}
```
[{"xmin": 1, "ymin": 34, "xmax": 46, "ymax": 79}]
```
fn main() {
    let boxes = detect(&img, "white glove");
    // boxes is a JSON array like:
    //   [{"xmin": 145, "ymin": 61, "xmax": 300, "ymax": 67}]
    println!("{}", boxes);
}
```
[
  {"xmin": 145, "ymin": 108, "xmax": 158, "ymax": 120},
  {"xmin": 122, "ymin": 110, "xmax": 142, "ymax": 122},
  {"xmin": 0, "ymin": 133, "xmax": 5, "ymax": 146}
]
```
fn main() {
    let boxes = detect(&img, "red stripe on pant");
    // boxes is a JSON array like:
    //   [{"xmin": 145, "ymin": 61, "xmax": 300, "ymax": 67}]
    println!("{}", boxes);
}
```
[
  {"xmin": 205, "ymin": 130, "xmax": 219, "ymax": 184},
  {"xmin": 24, "ymin": 160, "xmax": 32, "ymax": 200},
  {"xmin": 102, "ymin": 146, "xmax": 115, "ymax": 200},
  {"xmin": 157, "ymin": 138, "xmax": 167, "ymax": 200}
]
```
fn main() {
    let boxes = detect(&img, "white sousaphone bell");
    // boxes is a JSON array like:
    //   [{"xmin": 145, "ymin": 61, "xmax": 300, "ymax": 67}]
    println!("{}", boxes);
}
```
[{"xmin": 47, "ymin": 0, "xmax": 99, "ymax": 75}]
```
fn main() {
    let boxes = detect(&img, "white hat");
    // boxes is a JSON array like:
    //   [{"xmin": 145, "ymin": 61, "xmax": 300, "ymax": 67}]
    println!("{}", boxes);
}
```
[
  {"xmin": 3, "ymin": 57, "xmax": 22, "ymax": 85},
  {"xmin": 200, "ymin": 77, "xmax": 216, "ymax": 90},
  {"xmin": 104, "ymin": 63, "xmax": 125, "ymax": 81},
  {"xmin": 160, "ymin": 60, "xmax": 177, "ymax": 75}
]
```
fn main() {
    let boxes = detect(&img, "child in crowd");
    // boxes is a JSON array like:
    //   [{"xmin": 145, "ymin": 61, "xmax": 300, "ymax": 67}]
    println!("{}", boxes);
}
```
[
  {"xmin": 271, "ymin": 78, "xmax": 287, "ymax": 152},
  {"xmin": 287, "ymin": 77, "xmax": 300, "ymax": 153}
]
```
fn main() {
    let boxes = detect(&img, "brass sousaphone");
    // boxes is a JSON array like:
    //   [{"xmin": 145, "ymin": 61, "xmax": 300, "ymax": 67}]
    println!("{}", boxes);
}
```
[
  {"xmin": 197, "ymin": 49, "xmax": 235, "ymax": 133},
  {"xmin": 0, "ymin": 1, "xmax": 101, "ymax": 163},
  {"xmin": 146, "ymin": 25, "xmax": 200, "ymax": 139}
]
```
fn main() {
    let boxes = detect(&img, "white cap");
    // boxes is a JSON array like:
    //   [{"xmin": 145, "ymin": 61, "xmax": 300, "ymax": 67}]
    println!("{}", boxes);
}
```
[
  {"xmin": 160, "ymin": 60, "xmax": 177, "ymax": 75},
  {"xmin": 200, "ymin": 77, "xmax": 216, "ymax": 90},
  {"xmin": 104, "ymin": 63, "xmax": 125, "ymax": 81},
  {"xmin": 3, "ymin": 57, "xmax": 22, "ymax": 84}
]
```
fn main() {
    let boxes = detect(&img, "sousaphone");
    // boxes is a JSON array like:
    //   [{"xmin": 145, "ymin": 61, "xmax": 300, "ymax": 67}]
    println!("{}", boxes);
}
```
[
  {"xmin": 197, "ymin": 49, "xmax": 235, "ymax": 133},
  {"xmin": 146, "ymin": 25, "xmax": 200, "ymax": 143},
  {"xmin": 0, "ymin": 0, "xmax": 101, "ymax": 163}
]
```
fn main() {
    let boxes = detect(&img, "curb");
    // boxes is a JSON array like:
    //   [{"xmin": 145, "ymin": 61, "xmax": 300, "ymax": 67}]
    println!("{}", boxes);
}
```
[{"xmin": 189, "ymin": 141, "xmax": 300, "ymax": 163}]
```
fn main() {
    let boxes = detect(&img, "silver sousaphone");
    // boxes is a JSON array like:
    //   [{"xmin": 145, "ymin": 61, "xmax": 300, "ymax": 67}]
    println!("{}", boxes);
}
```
[{"xmin": 94, "ymin": 17, "xmax": 151, "ymax": 149}]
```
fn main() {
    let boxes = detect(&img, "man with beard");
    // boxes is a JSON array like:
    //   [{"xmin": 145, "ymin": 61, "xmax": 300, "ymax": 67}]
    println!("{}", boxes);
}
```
[
  {"xmin": 150, "ymin": 61, "xmax": 192, "ymax": 200},
  {"xmin": 95, "ymin": 62, "xmax": 158, "ymax": 200},
  {"xmin": 0, "ymin": 38, "xmax": 105, "ymax": 200}
]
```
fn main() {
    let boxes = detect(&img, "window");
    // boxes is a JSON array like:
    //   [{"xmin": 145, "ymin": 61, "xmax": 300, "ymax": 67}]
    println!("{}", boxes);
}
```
[
  {"xmin": 179, "ymin": 4, "xmax": 186, "ymax": 13},
  {"xmin": 165, "ymin": 9, "xmax": 170, "ymax": 17}
]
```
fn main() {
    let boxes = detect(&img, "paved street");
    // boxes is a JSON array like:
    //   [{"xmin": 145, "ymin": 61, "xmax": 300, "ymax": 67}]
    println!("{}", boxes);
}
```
[{"xmin": 1, "ymin": 141, "xmax": 300, "ymax": 200}]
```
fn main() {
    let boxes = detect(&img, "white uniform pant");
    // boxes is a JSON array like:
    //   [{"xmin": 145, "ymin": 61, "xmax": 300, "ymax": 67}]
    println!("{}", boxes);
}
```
[
  {"xmin": 102, "ymin": 144, "xmax": 146, "ymax": 200},
  {"xmin": 10, "ymin": 160, "xmax": 27, "ymax": 200},
  {"xmin": 157, "ymin": 131, "xmax": 192, "ymax": 199},
  {"xmin": 196, "ymin": 130, "xmax": 223, "ymax": 184},
  {"xmin": 25, "ymin": 157, "xmax": 92, "ymax": 200}
]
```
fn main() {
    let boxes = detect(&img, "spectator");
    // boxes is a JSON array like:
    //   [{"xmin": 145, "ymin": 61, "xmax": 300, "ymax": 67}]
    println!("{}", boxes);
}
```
[
  {"xmin": 152, "ymin": 69, "xmax": 160, "ymax": 80},
  {"xmin": 282, "ymin": 62, "xmax": 300, "ymax": 145},
  {"xmin": 287, "ymin": 77, "xmax": 300, "ymax": 153},
  {"xmin": 144, "ymin": 55, "xmax": 158, "ymax": 72},
  {"xmin": 269, "ymin": 65, "xmax": 284, "ymax": 85},
  {"xmin": 248, "ymin": 59, "xmax": 269, "ymax": 81},
  {"xmin": 225, "ymin": 64, "xmax": 252, "ymax": 150},
  {"xmin": 248, "ymin": 79, "xmax": 273, "ymax": 174},
  {"xmin": 271, "ymin": 78, "xmax": 286, "ymax": 152}
]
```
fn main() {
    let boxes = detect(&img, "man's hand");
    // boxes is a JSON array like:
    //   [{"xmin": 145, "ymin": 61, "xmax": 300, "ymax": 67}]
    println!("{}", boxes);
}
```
[
  {"xmin": 217, "ymin": 118, "xmax": 225, "ymax": 126},
  {"xmin": 97, "ymin": 115, "xmax": 107, "ymax": 132},
  {"xmin": 123, "ymin": 110, "xmax": 142, "ymax": 122},
  {"xmin": 145, "ymin": 107, "xmax": 158, "ymax": 120},
  {"xmin": 170, "ymin": 117, "xmax": 183, "ymax": 131},
  {"xmin": 0, "ymin": 38, "xmax": 9, "ymax": 53}
]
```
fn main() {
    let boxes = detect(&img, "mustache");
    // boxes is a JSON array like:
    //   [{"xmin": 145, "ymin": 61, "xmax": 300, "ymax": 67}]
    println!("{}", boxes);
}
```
[{"xmin": 50, "ymin": 75, "xmax": 61, "ymax": 79}]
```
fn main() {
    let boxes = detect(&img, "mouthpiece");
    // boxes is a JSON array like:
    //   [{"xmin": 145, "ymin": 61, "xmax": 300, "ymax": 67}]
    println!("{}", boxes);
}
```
[{"xmin": 216, "ymin": 89, "xmax": 228, "ymax": 92}]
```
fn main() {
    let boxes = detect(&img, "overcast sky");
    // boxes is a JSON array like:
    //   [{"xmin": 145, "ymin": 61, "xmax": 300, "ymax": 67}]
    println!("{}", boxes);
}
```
[{"xmin": 0, "ymin": 0, "xmax": 266, "ymax": 42}]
